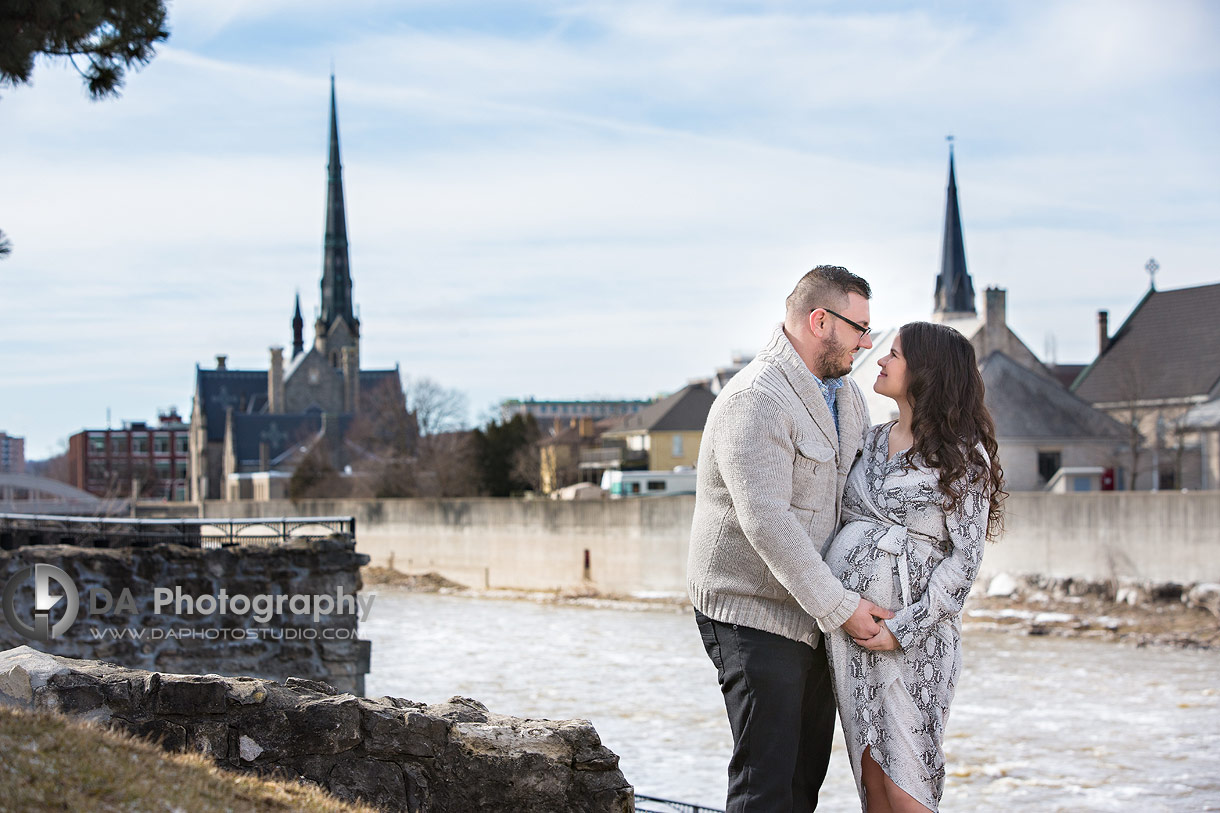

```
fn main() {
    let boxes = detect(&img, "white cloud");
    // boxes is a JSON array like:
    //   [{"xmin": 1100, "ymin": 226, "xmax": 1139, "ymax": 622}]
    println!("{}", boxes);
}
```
[{"xmin": 2, "ymin": 0, "xmax": 1218, "ymax": 456}]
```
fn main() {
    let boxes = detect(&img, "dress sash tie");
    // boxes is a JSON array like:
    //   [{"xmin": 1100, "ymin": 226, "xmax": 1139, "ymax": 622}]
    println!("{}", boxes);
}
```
[{"xmin": 841, "ymin": 456, "xmax": 946, "ymax": 609}]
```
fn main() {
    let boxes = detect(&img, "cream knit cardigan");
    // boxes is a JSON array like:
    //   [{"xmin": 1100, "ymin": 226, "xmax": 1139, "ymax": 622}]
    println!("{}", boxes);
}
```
[{"xmin": 688, "ymin": 324, "xmax": 870, "ymax": 647}]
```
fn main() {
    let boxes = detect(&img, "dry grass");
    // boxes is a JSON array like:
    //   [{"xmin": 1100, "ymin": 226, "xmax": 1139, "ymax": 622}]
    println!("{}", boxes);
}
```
[{"xmin": 0, "ymin": 705, "xmax": 378, "ymax": 813}]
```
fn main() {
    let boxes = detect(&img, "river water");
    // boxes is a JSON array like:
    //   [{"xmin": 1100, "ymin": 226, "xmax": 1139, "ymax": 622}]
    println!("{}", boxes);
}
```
[{"xmin": 362, "ymin": 591, "xmax": 1220, "ymax": 812}]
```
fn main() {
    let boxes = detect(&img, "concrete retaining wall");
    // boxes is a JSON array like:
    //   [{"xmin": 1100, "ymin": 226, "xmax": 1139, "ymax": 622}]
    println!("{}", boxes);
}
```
[{"xmin": 162, "ymin": 491, "xmax": 1220, "ymax": 591}]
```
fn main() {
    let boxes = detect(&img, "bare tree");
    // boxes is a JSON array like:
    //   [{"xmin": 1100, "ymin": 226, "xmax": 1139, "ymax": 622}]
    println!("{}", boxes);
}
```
[
  {"xmin": 1111, "ymin": 355, "xmax": 1151, "ymax": 490},
  {"xmin": 416, "ymin": 430, "xmax": 481, "ymax": 497},
  {"xmin": 347, "ymin": 377, "xmax": 418, "ymax": 498},
  {"xmin": 406, "ymin": 376, "xmax": 469, "ymax": 436}
]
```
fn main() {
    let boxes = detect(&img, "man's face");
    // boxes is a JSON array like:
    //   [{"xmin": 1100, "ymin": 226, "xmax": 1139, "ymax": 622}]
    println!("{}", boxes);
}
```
[{"xmin": 814, "ymin": 292, "xmax": 872, "ymax": 379}]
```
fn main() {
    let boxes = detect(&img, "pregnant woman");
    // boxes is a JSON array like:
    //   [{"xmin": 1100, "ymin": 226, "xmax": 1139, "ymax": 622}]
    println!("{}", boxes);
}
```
[{"xmin": 824, "ymin": 321, "xmax": 1006, "ymax": 813}]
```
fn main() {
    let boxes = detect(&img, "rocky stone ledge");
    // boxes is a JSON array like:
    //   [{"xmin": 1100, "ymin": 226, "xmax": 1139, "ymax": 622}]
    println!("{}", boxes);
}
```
[{"xmin": 0, "ymin": 646, "xmax": 632, "ymax": 813}]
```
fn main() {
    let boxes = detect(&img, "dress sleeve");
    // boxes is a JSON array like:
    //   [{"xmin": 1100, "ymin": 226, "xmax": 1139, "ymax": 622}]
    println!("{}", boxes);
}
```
[{"xmin": 887, "ymin": 460, "xmax": 989, "ymax": 651}]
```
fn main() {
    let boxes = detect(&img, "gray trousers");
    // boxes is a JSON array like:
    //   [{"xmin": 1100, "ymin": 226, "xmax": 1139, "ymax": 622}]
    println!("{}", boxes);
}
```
[{"xmin": 695, "ymin": 609, "xmax": 837, "ymax": 812}]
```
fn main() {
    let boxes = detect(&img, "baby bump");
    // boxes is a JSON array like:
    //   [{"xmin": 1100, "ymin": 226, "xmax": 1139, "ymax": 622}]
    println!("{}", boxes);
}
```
[{"xmin": 825, "ymin": 521, "xmax": 903, "ymax": 609}]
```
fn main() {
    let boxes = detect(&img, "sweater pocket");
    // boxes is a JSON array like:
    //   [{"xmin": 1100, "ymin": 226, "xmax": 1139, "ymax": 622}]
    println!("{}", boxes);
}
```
[{"xmin": 792, "ymin": 440, "xmax": 835, "ymax": 511}]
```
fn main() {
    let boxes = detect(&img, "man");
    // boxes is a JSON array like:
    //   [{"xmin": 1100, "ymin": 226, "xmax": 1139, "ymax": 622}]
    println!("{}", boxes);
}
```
[{"xmin": 688, "ymin": 265, "xmax": 892, "ymax": 812}]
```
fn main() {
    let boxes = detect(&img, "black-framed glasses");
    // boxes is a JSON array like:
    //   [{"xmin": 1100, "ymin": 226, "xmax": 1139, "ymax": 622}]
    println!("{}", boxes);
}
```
[{"xmin": 815, "ymin": 307, "xmax": 871, "ymax": 340}]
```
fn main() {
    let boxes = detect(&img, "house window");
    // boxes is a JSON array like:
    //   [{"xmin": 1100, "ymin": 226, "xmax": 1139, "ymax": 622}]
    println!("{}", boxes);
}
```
[
  {"xmin": 1037, "ymin": 451, "xmax": 1061, "ymax": 484},
  {"xmin": 133, "ymin": 436, "xmax": 149, "ymax": 454},
  {"xmin": 154, "ymin": 434, "xmax": 170, "ymax": 454},
  {"xmin": 155, "ymin": 460, "xmax": 171, "ymax": 481},
  {"xmin": 110, "ymin": 436, "xmax": 127, "ymax": 454},
  {"xmin": 175, "ymin": 435, "xmax": 189, "ymax": 454},
  {"xmin": 89, "ymin": 436, "xmax": 105, "ymax": 454},
  {"xmin": 672, "ymin": 435, "xmax": 684, "ymax": 458},
  {"xmin": 175, "ymin": 461, "xmax": 188, "ymax": 479},
  {"xmin": 647, "ymin": 480, "xmax": 667, "ymax": 492}
]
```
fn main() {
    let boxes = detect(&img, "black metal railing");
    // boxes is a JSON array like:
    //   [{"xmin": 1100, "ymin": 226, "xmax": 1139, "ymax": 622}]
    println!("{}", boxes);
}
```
[
  {"xmin": 634, "ymin": 794, "xmax": 723, "ymax": 813},
  {"xmin": 0, "ymin": 512, "xmax": 355, "ymax": 551}
]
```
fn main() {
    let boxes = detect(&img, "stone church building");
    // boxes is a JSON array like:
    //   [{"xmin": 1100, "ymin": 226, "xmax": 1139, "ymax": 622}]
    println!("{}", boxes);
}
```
[
  {"xmin": 850, "ymin": 147, "xmax": 1124, "ymax": 491},
  {"xmin": 190, "ymin": 79, "xmax": 404, "ymax": 501}
]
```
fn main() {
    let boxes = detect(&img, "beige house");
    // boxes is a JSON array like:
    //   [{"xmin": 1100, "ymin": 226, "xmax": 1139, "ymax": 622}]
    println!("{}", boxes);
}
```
[
  {"xmin": 538, "ymin": 417, "xmax": 606, "ymax": 495},
  {"xmin": 598, "ymin": 382, "xmax": 716, "ymax": 473}
]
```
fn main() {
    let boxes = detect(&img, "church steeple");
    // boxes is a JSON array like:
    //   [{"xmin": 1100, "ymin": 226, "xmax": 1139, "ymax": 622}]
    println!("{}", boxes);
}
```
[
  {"xmin": 320, "ymin": 74, "xmax": 356, "ymax": 333},
  {"xmin": 933, "ymin": 141, "xmax": 977, "ymax": 319},
  {"xmin": 292, "ymin": 292, "xmax": 304, "ymax": 359}
]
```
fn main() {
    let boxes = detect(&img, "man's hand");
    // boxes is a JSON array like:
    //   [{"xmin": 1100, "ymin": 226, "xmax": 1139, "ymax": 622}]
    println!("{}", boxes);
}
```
[
  {"xmin": 840, "ymin": 598, "xmax": 894, "ymax": 640},
  {"xmin": 853, "ymin": 621, "xmax": 899, "ymax": 651}
]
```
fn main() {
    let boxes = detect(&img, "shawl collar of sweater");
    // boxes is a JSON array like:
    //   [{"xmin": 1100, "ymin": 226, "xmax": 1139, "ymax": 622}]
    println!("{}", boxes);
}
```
[{"xmin": 757, "ymin": 324, "xmax": 840, "ymax": 451}]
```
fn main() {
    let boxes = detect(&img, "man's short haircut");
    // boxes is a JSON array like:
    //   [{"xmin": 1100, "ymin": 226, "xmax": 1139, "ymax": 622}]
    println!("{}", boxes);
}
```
[{"xmin": 785, "ymin": 265, "xmax": 872, "ymax": 322}]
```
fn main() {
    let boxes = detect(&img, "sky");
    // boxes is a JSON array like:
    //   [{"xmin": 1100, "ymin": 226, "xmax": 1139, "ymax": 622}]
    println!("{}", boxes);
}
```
[{"xmin": 2, "ymin": 0, "xmax": 1218, "ymax": 459}]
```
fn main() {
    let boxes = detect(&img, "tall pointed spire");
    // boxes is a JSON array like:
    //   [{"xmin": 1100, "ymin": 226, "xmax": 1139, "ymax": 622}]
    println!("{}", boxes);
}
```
[
  {"xmin": 933, "ymin": 140, "xmax": 976, "ymax": 318},
  {"xmin": 320, "ymin": 74, "xmax": 356, "ymax": 332},
  {"xmin": 292, "ymin": 291, "xmax": 304, "ymax": 359}
]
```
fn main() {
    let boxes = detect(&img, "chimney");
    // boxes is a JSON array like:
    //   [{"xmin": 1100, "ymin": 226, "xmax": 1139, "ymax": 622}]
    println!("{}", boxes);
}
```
[
  {"xmin": 215, "ymin": 355, "xmax": 228, "ymax": 370},
  {"xmin": 1097, "ymin": 310, "xmax": 1109, "ymax": 355},
  {"xmin": 984, "ymin": 287, "xmax": 1007, "ymax": 331},
  {"xmin": 259, "ymin": 441, "xmax": 269, "ymax": 472},
  {"xmin": 579, "ymin": 417, "xmax": 594, "ymax": 438},
  {"xmin": 982, "ymin": 287, "xmax": 1007, "ymax": 357},
  {"xmin": 268, "ymin": 347, "xmax": 285, "ymax": 414}
]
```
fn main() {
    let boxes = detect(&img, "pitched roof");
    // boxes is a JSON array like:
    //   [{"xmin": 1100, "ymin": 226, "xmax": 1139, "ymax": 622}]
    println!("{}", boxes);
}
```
[
  {"xmin": 604, "ymin": 382, "xmax": 716, "ymax": 434},
  {"xmin": 1048, "ymin": 364, "xmax": 1087, "ymax": 391},
  {"xmin": 980, "ymin": 351, "xmax": 1124, "ymax": 440},
  {"xmin": 229, "ymin": 413, "xmax": 326, "ymax": 466},
  {"xmin": 1073, "ymin": 282, "xmax": 1220, "ymax": 404},
  {"xmin": 195, "ymin": 368, "xmax": 269, "ymax": 441}
]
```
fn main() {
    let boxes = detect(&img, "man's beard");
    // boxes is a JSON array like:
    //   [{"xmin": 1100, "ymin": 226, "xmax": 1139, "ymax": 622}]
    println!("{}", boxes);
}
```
[{"xmin": 815, "ymin": 333, "xmax": 853, "ymax": 379}]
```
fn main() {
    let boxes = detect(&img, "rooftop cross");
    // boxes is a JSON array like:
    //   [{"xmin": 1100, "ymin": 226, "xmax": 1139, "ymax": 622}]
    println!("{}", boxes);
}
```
[{"xmin": 1145, "ymin": 257, "xmax": 1159, "ymax": 291}]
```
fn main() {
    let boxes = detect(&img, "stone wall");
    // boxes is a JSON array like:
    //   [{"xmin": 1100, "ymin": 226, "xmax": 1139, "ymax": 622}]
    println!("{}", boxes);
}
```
[
  {"xmin": 143, "ymin": 491, "xmax": 1220, "ymax": 592},
  {"xmin": 0, "ymin": 537, "xmax": 371, "ymax": 695},
  {"xmin": 0, "ymin": 646, "xmax": 632, "ymax": 813}
]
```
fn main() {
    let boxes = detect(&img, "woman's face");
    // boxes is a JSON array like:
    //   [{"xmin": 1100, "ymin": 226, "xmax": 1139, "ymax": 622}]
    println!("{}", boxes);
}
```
[{"xmin": 874, "ymin": 334, "xmax": 910, "ymax": 403}]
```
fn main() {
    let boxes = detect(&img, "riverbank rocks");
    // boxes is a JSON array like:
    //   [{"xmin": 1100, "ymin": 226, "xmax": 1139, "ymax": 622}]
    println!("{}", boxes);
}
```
[
  {"xmin": 1187, "ymin": 583, "xmax": 1220, "ymax": 619},
  {"xmin": 986, "ymin": 572, "xmax": 1018, "ymax": 597},
  {"xmin": 0, "ymin": 647, "xmax": 632, "ymax": 812}
]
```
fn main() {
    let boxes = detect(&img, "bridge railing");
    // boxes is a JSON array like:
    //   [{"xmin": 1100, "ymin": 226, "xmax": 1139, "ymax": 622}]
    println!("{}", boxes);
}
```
[
  {"xmin": 633, "ymin": 794, "xmax": 723, "ymax": 813},
  {"xmin": 0, "ymin": 513, "xmax": 356, "ymax": 551}
]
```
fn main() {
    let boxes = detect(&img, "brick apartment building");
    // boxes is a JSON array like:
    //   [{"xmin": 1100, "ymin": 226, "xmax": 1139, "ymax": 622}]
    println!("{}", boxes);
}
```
[
  {"xmin": 0, "ymin": 432, "xmax": 24, "ymax": 474},
  {"xmin": 67, "ymin": 410, "xmax": 190, "ymax": 501}
]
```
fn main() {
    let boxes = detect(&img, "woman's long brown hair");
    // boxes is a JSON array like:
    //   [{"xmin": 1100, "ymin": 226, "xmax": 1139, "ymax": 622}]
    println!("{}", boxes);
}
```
[{"xmin": 898, "ymin": 321, "xmax": 1006, "ymax": 539}]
